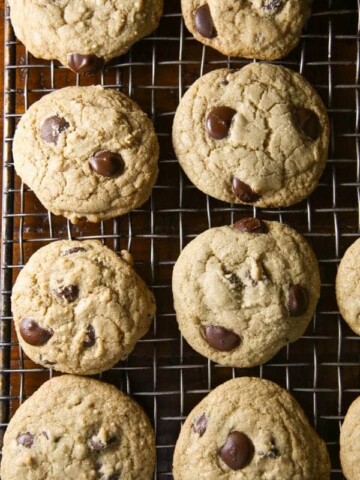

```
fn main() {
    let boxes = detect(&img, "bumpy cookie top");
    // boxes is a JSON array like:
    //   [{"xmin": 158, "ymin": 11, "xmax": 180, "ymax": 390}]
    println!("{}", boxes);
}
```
[
  {"xmin": 173, "ymin": 377, "xmax": 330, "ymax": 479},
  {"xmin": 13, "ymin": 86, "xmax": 159, "ymax": 223},
  {"xmin": 11, "ymin": 240, "xmax": 156, "ymax": 375},
  {"xmin": 336, "ymin": 238, "xmax": 360, "ymax": 336},
  {"xmin": 340, "ymin": 395, "xmax": 360, "ymax": 480},
  {"xmin": 1, "ymin": 375, "xmax": 156, "ymax": 480},
  {"xmin": 181, "ymin": 0, "xmax": 311, "ymax": 59},
  {"xmin": 9, "ymin": 0, "xmax": 163, "ymax": 72},
  {"xmin": 173, "ymin": 64, "xmax": 329, "ymax": 207},
  {"xmin": 172, "ymin": 219, "xmax": 320, "ymax": 367}
]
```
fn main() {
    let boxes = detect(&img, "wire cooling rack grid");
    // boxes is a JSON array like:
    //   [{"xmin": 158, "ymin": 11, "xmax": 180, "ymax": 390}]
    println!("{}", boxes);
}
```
[{"xmin": 1, "ymin": 1, "xmax": 360, "ymax": 478}]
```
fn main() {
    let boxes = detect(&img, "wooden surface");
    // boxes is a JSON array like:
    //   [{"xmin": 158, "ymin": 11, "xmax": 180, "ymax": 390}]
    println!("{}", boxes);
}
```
[{"xmin": 1, "ymin": 4, "xmax": 5, "ymax": 217}]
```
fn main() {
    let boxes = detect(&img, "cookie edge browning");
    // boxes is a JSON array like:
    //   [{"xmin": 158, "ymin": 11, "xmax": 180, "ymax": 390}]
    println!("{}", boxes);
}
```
[
  {"xmin": 11, "ymin": 240, "xmax": 156, "ymax": 375},
  {"xmin": 172, "ymin": 220, "xmax": 321, "ymax": 368},
  {"xmin": 172, "ymin": 64, "xmax": 329, "ymax": 208},
  {"xmin": 181, "ymin": 0, "xmax": 312, "ymax": 60},
  {"xmin": 336, "ymin": 238, "xmax": 360, "ymax": 336},
  {"xmin": 0, "ymin": 375, "xmax": 156, "ymax": 480},
  {"xmin": 173, "ymin": 377, "xmax": 331, "ymax": 480}
]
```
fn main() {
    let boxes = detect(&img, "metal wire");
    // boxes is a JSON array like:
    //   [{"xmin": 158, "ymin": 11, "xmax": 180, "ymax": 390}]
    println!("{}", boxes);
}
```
[{"xmin": 1, "ymin": 1, "xmax": 360, "ymax": 478}]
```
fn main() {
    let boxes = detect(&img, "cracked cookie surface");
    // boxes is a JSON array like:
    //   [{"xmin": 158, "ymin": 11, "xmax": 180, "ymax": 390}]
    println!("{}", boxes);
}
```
[
  {"xmin": 1, "ymin": 375, "xmax": 156, "ymax": 480},
  {"xmin": 172, "ymin": 219, "xmax": 320, "ymax": 367},
  {"xmin": 181, "ymin": 0, "xmax": 312, "ymax": 60},
  {"xmin": 9, "ymin": 0, "xmax": 163, "ymax": 72},
  {"xmin": 172, "ymin": 64, "xmax": 329, "ymax": 207},
  {"xmin": 173, "ymin": 377, "xmax": 330, "ymax": 480},
  {"xmin": 340, "ymin": 394, "xmax": 360, "ymax": 480},
  {"xmin": 336, "ymin": 238, "xmax": 360, "ymax": 336},
  {"xmin": 13, "ymin": 86, "xmax": 159, "ymax": 223},
  {"xmin": 11, "ymin": 240, "xmax": 156, "ymax": 375}
]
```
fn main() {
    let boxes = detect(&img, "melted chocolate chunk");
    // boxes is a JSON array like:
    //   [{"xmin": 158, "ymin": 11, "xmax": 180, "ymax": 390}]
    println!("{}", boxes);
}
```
[
  {"xmin": 194, "ymin": 4, "xmax": 217, "ymax": 38},
  {"xmin": 204, "ymin": 326, "xmax": 240, "ymax": 351},
  {"xmin": 19, "ymin": 319, "xmax": 53, "ymax": 346},
  {"xmin": 206, "ymin": 107, "xmax": 236, "ymax": 139},
  {"xmin": 233, "ymin": 217, "xmax": 267, "ymax": 234},
  {"xmin": 67, "ymin": 53, "xmax": 104, "ymax": 74},
  {"xmin": 40, "ymin": 115, "xmax": 69, "ymax": 145},
  {"xmin": 288, "ymin": 284, "xmax": 308, "ymax": 317},
  {"xmin": 232, "ymin": 178, "xmax": 260, "ymax": 203},
  {"xmin": 293, "ymin": 108, "xmax": 321, "ymax": 141},
  {"xmin": 83, "ymin": 325, "xmax": 96, "ymax": 348},
  {"xmin": 54, "ymin": 285, "xmax": 79, "ymax": 303},
  {"xmin": 263, "ymin": 0, "xmax": 284, "ymax": 13},
  {"xmin": 62, "ymin": 247, "xmax": 86, "ymax": 256},
  {"xmin": 192, "ymin": 413, "xmax": 207, "ymax": 436},
  {"xmin": 220, "ymin": 431, "xmax": 254, "ymax": 470},
  {"xmin": 89, "ymin": 151, "xmax": 125, "ymax": 177},
  {"xmin": 17, "ymin": 432, "xmax": 34, "ymax": 448}
]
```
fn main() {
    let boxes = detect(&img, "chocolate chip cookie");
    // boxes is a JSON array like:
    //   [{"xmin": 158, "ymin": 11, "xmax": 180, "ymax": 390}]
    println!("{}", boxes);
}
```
[
  {"xmin": 181, "ymin": 0, "xmax": 312, "ymax": 60},
  {"xmin": 340, "ymin": 395, "xmax": 360, "ymax": 480},
  {"xmin": 11, "ymin": 240, "xmax": 156, "ymax": 375},
  {"xmin": 172, "ymin": 218, "xmax": 320, "ymax": 367},
  {"xmin": 1, "ymin": 375, "xmax": 156, "ymax": 480},
  {"xmin": 9, "ymin": 0, "xmax": 163, "ymax": 73},
  {"xmin": 336, "ymin": 238, "xmax": 360, "ymax": 336},
  {"xmin": 173, "ymin": 377, "xmax": 330, "ymax": 479},
  {"xmin": 13, "ymin": 86, "xmax": 159, "ymax": 223},
  {"xmin": 172, "ymin": 64, "xmax": 329, "ymax": 207}
]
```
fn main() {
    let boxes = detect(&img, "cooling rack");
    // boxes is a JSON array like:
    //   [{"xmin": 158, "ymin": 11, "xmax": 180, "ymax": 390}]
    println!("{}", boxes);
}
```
[{"xmin": 1, "ymin": 1, "xmax": 360, "ymax": 478}]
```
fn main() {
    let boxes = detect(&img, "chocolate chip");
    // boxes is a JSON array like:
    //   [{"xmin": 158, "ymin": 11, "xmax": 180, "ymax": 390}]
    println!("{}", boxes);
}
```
[
  {"xmin": 19, "ymin": 319, "xmax": 53, "ymax": 346},
  {"xmin": 89, "ymin": 437, "xmax": 107, "ymax": 452},
  {"xmin": 293, "ymin": 108, "xmax": 321, "ymax": 141},
  {"xmin": 17, "ymin": 432, "xmax": 34, "ymax": 448},
  {"xmin": 206, "ymin": 107, "xmax": 236, "ymax": 139},
  {"xmin": 89, "ymin": 151, "xmax": 125, "ymax": 178},
  {"xmin": 288, "ymin": 284, "xmax": 308, "ymax": 316},
  {"xmin": 54, "ymin": 285, "xmax": 79, "ymax": 303},
  {"xmin": 192, "ymin": 413, "xmax": 207, "ymax": 436},
  {"xmin": 232, "ymin": 178, "xmax": 260, "ymax": 203},
  {"xmin": 40, "ymin": 115, "xmax": 69, "ymax": 144},
  {"xmin": 233, "ymin": 218, "xmax": 267, "ymax": 234},
  {"xmin": 204, "ymin": 326, "xmax": 240, "ymax": 351},
  {"xmin": 225, "ymin": 271, "xmax": 242, "ymax": 288},
  {"xmin": 263, "ymin": 0, "xmax": 284, "ymax": 13},
  {"xmin": 220, "ymin": 432, "xmax": 254, "ymax": 470},
  {"xmin": 194, "ymin": 4, "xmax": 217, "ymax": 38},
  {"xmin": 83, "ymin": 325, "xmax": 96, "ymax": 348},
  {"xmin": 108, "ymin": 473, "xmax": 121, "ymax": 480},
  {"xmin": 62, "ymin": 247, "xmax": 86, "ymax": 256},
  {"xmin": 67, "ymin": 53, "xmax": 104, "ymax": 74}
]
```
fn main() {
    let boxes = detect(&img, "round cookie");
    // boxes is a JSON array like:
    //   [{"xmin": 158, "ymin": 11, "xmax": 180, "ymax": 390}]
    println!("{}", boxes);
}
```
[
  {"xmin": 13, "ymin": 86, "xmax": 159, "ymax": 223},
  {"xmin": 1, "ymin": 375, "xmax": 156, "ymax": 480},
  {"xmin": 11, "ymin": 240, "xmax": 156, "ymax": 375},
  {"xmin": 9, "ymin": 0, "xmax": 163, "ymax": 73},
  {"xmin": 173, "ymin": 377, "xmax": 330, "ymax": 479},
  {"xmin": 181, "ymin": 0, "xmax": 311, "ymax": 60},
  {"xmin": 336, "ymin": 238, "xmax": 360, "ymax": 336},
  {"xmin": 172, "ymin": 218, "xmax": 320, "ymax": 367},
  {"xmin": 340, "ymin": 395, "xmax": 360, "ymax": 480},
  {"xmin": 172, "ymin": 64, "xmax": 329, "ymax": 208}
]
